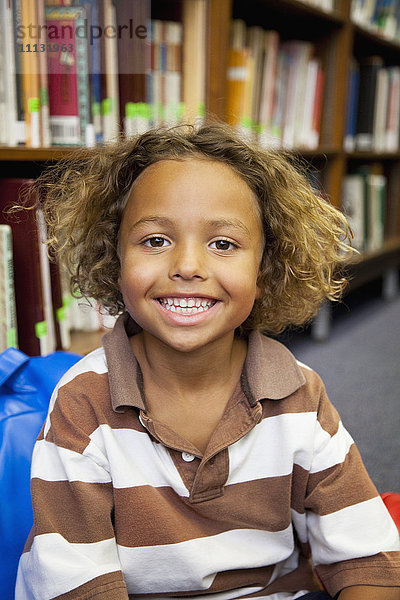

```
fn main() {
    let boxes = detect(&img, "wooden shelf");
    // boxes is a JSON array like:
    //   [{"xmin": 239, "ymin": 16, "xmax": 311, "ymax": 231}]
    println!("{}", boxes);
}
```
[
  {"xmin": 353, "ymin": 22, "xmax": 400, "ymax": 53},
  {"xmin": 0, "ymin": 146, "xmax": 82, "ymax": 162},
  {"xmin": 346, "ymin": 150, "xmax": 400, "ymax": 161},
  {"xmin": 345, "ymin": 237, "xmax": 400, "ymax": 291}
]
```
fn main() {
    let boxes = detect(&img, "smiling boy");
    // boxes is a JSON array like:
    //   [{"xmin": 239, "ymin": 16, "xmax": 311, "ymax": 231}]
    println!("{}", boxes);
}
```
[{"xmin": 16, "ymin": 125, "xmax": 400, "ymax": 600}]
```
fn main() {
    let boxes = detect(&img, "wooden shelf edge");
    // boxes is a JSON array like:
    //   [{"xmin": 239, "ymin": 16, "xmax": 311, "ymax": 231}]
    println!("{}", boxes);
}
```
[
  {"xmin": 346, "ymin": 150, "xmax": 400, "ymax": 160},
  {"xmin": 266, "ymin": 0, "xmax": 345, "ymax": 24},
  {"xmin": 347, "ymin": 237, "xmax": 400, "ymax": 266},
  {"xmin": 353, "ymin": 22, "xmax": 400, "ymax": 52},
  {"xmin": 0, "ymin": 146, "xmax": 83, "ymax": 161},
  {"xmin": 0, "ymin": 144, "xmax": 344, "ymax": 163}
]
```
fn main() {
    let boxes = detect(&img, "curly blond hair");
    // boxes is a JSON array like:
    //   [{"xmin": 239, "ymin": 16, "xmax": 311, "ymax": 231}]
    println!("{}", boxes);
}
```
[{"xmin": 23, "ymin": 123, "xmax": 353, "ymax": 334}]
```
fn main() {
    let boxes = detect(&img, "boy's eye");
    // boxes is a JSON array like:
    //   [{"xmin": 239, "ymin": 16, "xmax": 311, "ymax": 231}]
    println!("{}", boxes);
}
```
[
  {"xmin": 143, "ymin": 236, "xmax": 170, "ymax": 248},
  {"xmin": 210, "ymin": 239, "xmax": 237, "ymax": 251}
]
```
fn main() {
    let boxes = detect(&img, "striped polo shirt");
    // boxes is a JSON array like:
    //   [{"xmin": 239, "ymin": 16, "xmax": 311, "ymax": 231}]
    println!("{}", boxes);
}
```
[{"xmin": 16, "ymin": 313, "xmax": 400, "ymax": 599}]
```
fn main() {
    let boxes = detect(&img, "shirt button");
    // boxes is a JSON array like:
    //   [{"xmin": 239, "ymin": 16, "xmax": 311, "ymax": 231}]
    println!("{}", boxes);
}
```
[{"xmin": 182, "ymin": 452, "xmax": 195, "ymax": 462}]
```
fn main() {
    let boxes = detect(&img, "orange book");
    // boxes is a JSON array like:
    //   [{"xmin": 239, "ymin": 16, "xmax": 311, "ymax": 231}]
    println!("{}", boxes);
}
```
[
  {"xmin": 182, "ymin": 0, "xmax": 206, "ymax": 123},
  {"xmin": 20, "ymin": 0, "xmax": 40, "ymax": 146},
  {"xmin": 225, "ymin": 47, "xmax": 251, "ymax": 127}
]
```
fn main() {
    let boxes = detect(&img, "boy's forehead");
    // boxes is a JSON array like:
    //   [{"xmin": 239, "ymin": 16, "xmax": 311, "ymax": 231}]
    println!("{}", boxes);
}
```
[{"xmin": 127, "ymin": 158, "xmax": 260, "ymax": 212}]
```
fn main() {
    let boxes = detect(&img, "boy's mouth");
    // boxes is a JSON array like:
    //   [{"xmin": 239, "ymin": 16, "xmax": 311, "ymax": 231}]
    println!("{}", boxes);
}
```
[{"xmin": 157, "ymin": 297, "xmax": 217, "ymax": 315}]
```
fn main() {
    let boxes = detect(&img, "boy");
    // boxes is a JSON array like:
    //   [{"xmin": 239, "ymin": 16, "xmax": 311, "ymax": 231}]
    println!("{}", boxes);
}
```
[{"xmin": 16, "ymin": 124, "xmax": 400, "ymax": 599}]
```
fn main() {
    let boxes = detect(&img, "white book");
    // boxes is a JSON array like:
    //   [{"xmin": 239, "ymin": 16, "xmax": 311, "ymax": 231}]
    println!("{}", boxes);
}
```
[
  {"xmin": 103, "ymin": 0, "xmax": 120, "ymax": 142},
  {"xmin": 258, "ymin": 30, "xmax": 279, "ymax": 143},
  {"xmin": 373, "ymin": 67, "xmax": 389, "ymax": 152},
  {"xmin": 300, "ymin": 59, "xmax": 319, "ymax": 149},
  {"xmin": 0, "ymin": 225, "xmax": 18, "ymax": 351},
  {"xmin": 386, "ymin": 67, "xmax": 400, "ymax": 151},
  {"xmin": 282, "ymin": 42, "xmax": 312, "ymax": 149},
  {"xmin": 36, "ymin": 209, "xmax": 56, "ymax": 355},
  {"xmin": 0, "ymin": 0, "xmax": 18, "ymax": 146},
  {"xmin": 342, "ymin": 174, "xmax": 366, "ymax": 252},
  {"xmin": 366, "ymin": 174, "xmax": 386, "ymax": 252}
]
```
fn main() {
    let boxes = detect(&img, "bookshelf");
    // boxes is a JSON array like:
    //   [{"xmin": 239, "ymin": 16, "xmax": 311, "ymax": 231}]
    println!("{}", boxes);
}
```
[{"xmin": 0, "ymin": 0, "xmax": 399, "ymax": 352}]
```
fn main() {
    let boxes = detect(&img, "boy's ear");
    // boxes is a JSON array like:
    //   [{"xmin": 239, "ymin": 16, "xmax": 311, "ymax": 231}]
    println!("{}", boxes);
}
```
[{"xmin": 255, "ymin": 284, "xmax": 262, "ymax": 300}]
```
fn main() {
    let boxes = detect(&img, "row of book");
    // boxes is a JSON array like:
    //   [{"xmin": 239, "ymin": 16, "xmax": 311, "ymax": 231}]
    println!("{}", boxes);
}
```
[
  {"xmin": 302, "ymin": 0, "xmax": 335, "ymax": 11},
  {"xmin": 0, "ymin": 0, "xmax": 207, "ymax": 147},
  {"xmin": 225, "ymin": 21, "xmax": 324, "ymax": 150},
  {"xmin": 0, "ymin": 178, "xmax": 116, "ymax": 356},
  {"xmin": 351, "ymin": 0, "xmax": 400, "ymax": 41},
  {"xmin": 342, "ymin": 164, "xmax": 387, "ymax": 252},
  {"xmin": 345, "ymin": 56, "xmax": 400, "ymax": 153}
]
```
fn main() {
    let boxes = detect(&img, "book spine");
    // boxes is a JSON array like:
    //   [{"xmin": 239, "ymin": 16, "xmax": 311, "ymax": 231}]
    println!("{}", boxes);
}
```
[
  {"xmin": 344, "ymin": 59, "xmax": 360, "ymax": 152},
  {"xmin": 342, "ymin": 174, "xmax": 367, "ymax": 251},
  {"xmin": 356, "ymin": 57, "xmax": 384, "ymax": 151},
  {"xmin": 45, "ymin": 6, "xmax": 82, "ymax": 145},
  {"xmin": 1, "ymin": 225, "xmax": 18, "ymax": 349}
]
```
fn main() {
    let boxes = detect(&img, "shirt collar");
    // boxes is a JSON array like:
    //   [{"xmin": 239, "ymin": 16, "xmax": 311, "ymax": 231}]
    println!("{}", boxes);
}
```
[{"xmin": 103, "ymin": 312, "xmax": 305, "ymax": 412}]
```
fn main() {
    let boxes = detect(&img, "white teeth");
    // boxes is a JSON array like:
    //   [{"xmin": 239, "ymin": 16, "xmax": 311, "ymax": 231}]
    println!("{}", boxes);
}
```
[{"xmin": 158, "ymin": 297, "xmax": 216, "ymax": 314}]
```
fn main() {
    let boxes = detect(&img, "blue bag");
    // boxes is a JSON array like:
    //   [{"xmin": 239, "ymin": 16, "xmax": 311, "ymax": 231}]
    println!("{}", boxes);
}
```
[{"xmin": 0, "ymin": 347, "xmax": 82, "ymax": 600}]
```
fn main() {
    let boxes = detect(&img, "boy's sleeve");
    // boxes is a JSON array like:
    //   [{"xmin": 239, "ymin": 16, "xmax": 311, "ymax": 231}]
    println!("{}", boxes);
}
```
[
  {"xmin": 15, "ymin": 377, "xmax": 129, "ymax": 600},
  {"xmin": 303, "ymin": 378, "xmax": 400, "ymax": 597}
]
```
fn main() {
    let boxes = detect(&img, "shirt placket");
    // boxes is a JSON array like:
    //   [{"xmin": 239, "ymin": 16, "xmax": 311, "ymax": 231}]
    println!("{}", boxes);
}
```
[{"xmin": 139, "ymin": 391, "xmax": 263, "ymax": 504}]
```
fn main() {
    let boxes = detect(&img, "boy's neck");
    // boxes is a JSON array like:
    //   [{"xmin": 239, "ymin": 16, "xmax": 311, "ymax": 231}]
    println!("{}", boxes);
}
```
[{"xmin": 130, "ymin": 331, "xmax": 247, "ymax": 401}]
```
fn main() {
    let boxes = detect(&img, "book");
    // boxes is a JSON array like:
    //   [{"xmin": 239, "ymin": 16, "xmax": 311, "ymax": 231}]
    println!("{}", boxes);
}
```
[
  {"xmin": 356, "ymin": 56, "xmax": 384, "ymax": 151},
  {"xmin": 344, "ymin": 58, "xmax": 360, "ymax": 152},
  {"xmin": 0, "ymin": 225, "xmax": 18, "ymax": 352},
  {"xmin": 225, "ymin": 21, "xmax": 255, "ymax": 133},
  {"xmin": 366, "ymin": 173, "xmax": 386, "ymax": 251},
  {"xmin": 373, "ymin": 66, "xmax": 389, "ymax": 151},
  {"xmin": 182, "ymin": 0, "xmax": 206, "ymax": 124},
  {"xmin": 45, "ymin": 5, "xmax": 90, "ymax": 145},
  {"xmin": 102, "ymin": 0, "xmax": 120, "ymax": 141},
  {"xmin": 163, "ymin": 20, "xmax": 183, "ymax": 127},
  {"xmin": 49, "ymin": 259, "xmax": 70, "ymax": 351},
  {"xmin": 37, "ymin": 0, "xmax": 51, "ymax": 146},
  {"xmin": 20, "ymin": 0, "xmax": 40, "ymax": 146},
  {"xmin": 247, "ymin": 25, "xmax": 266, "ymax": 130},
  {"xmin": 386, "ymin": 66, "xmax": 400, "ymax": 151},
  {"xmin": 225, "ymin": 46, "xmax": 252, "ymax": 128},
  {"xmin": 281, "ymin": 40, "xmax": 313, "ymax": 149},
  {"xmin": 12, "ymin": 0, "xmax": 26, "ymax": 144},
  {"xmin": 115, "ymin": 0, "xmax": 150, "ymax": 137},
  {"xmin": 300, "ymin": 58, "xmax": 321, "ymax": 149},
  {"xmin": 0, "ymin": 179, "xmax": 50, "ymax": 356},
  {"xmin": 310, "ymin": 62, "xmax": 325, "ymax": 150},
  {"xmin": 342, "ymin": 173, "xmax": 367, "ymax": 251},
  {"xmin": 258, "ymin": 30, "xmax": 279, "ymax": 147}
]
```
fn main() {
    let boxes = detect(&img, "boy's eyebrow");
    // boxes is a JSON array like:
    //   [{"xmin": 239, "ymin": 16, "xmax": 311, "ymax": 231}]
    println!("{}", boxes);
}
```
[
  {"xmin": 129, "ymin": 216, "xmax": 252, "ymax": 237},
  {"xmin": 129, "ymin": 216, "xmax": 174, "ymax": 232}
]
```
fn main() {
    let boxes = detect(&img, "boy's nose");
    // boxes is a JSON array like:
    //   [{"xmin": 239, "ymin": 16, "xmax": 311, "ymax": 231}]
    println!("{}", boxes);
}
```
[{"xmin": 169, "ymin": 244, "xmax": 207, "ymax": 281}]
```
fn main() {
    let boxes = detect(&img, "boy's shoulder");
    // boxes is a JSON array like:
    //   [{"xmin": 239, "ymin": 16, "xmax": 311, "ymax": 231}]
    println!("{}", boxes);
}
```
[
  {"xmin": 56, "ymin": 345, "xmax": 109, "ymax": 391},
  {"xmin": 245, "ymin": 329, "xmax": 325, "ymax": 403},
  {"xmin": 45, "ymin": 345, "xmax": 110, "ymax": 421}
]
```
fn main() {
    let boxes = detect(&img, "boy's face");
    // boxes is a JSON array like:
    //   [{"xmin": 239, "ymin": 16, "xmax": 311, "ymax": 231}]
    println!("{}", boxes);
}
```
[{"xmin": 118, "ymin": 158, "xmax": 263, "ymax": 354}]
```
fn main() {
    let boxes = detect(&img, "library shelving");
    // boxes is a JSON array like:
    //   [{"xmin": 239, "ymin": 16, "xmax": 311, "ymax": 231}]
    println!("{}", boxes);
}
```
[{"xmin": 0, "ymin": 0, "xmax": 400, "ymax": 352}]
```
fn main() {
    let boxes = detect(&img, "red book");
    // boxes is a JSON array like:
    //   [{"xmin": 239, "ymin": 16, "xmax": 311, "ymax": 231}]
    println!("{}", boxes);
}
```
[
  {"xmin": 0, "ymin": 179, "xmax": 45, "ymax": 356},
  {"xmin": 45, "ymin": 5, "xmax": 90, "ymax": 145}
]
